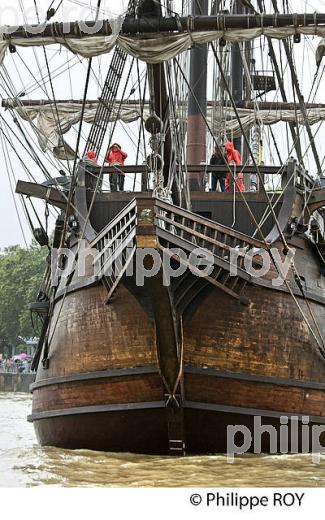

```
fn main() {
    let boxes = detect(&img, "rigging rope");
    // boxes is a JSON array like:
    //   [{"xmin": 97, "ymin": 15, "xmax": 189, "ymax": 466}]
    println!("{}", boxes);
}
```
[
  {"xmin": 43, "ymin": 0, "xmax": 132, "ymax": 361},
  {"xmin": 84, "ymin": 48, "xmax": 128, "ymax": 157},
  {"xmin": 0, "ymin": 62, "xmax": 71, "ymax": 177},
  {"xmin": 58, "ymin": 57, "xmax": 94, "ymax": 249},
  {"xmin": 270, "ymin": 0, "xmax": 322, "ymax": 175},
  {"xmin": 0, "ymin": 123, "xmax": 28, "ymax": 246},
  {"xmin": 174, "ymin": 56, "xmax": 269, "ymax": 241},
  {"xmin": 252, "ymin": 61, "xmax": 325, "ymax": 239},
  {"xmin": 211, "ymin": 40, "xmax": 291, "ymax": 253},
  {"xmin": 176, "ymin": 42, "xmax": 325, "ymax": 355},
  {"xmin": 38, "ymin": 37, "xmax": 74, "ymax": 168}
]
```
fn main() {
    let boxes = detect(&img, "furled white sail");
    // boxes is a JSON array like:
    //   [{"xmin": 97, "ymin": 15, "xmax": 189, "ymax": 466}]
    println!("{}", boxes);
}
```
[
  {"xmin": 118, "ymin": 27, "xmax": 325, "ymax": 63},
  {"xmin": 221, "ymin": 108, "xmax": 325, "ymax": 137},
  {"xmin": 13, "ymin": 102, "xmax": 325, "ymax": 159},
  {"xmin": 1, "ymin": 25, "xmax": 325, "ymax": 66},
  {"xmin": 0, "ymin": 15, "xmax": 125, "ymax": 65},
  {"xmin": 0, "ymin": 35, "xmax": 118, "ymax": 65},
  {"xmin": 16, "ymin": 102, "xmax": 150, "ymax": 158}
]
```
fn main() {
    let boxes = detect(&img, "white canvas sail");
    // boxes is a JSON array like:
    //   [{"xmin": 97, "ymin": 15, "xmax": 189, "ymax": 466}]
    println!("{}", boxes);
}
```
[
  {"xmin": 11, "ymin": 102, "xmax": 325, "ymax": 159},
  {"xmin": 15, "ymin": 102, "xmax": 150, "ymax": 158},
  {"xmin": 1, "ymin": 25, "xmax": 325, "ymax": 66}
]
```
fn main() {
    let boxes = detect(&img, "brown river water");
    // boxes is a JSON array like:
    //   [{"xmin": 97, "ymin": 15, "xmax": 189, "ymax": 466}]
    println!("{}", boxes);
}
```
[{"xmin": 1, "ymin": 393, "xmax": 325, "ymax": 487}]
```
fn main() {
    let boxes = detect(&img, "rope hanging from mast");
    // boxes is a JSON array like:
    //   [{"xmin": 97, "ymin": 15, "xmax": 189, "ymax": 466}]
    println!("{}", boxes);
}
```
[{"xmin": 269, "ymin": 0, "xmax": 322, "ymax": 176}]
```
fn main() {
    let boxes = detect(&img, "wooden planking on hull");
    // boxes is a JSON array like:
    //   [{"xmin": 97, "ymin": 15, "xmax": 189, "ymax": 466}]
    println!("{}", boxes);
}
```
[
  {"xmin": 184, "ymin": 285, "xmax": 325, "ymax": 383},
  {"xmin": 35, "ymin": 284, "xmax": 157, "ymax": 383},
  {"xmin": 32, "ymin": 408, "xmax": 169, "ymax": 455},
  {"xmin": 29, "ymin": 360, "xmax": 325, "ymax": 453},
  {"xmin": 32, "ymin": 373, "xmax": 164, "ymax": 413},
  {"xmin": 30, "ymin": 368, "xmax": 325, "ymax": 420},
  {"xmin": 184, "ymin": 408, "xmax": 325, "ymax": 454},
  {"xmin": 185, "ymin": 372, "xmax": 325, "ymax": 418},
  {"xmin": 31, "ymin": 272, "xmax": 325, "ymax": 451},
  {"xmin": 30, "ymin": 406, "xmax": 325, "ymax": 455}
]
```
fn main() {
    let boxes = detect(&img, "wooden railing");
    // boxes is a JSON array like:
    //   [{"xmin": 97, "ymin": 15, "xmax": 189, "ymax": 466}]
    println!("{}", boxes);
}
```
[
  {"xmin": 89, "ymin": 197, "xmax": 270, "ymax": 304},
  {"xmin": 91, "ymin": 199, "xmax": 137, "ymax": 301},
  {"xmin": 154, "ymin": 199, "xmax": 268, "ymax": 304},
  {"xmin": 155, "ymin": 199, "xmax": 266, "ymax": 261}
]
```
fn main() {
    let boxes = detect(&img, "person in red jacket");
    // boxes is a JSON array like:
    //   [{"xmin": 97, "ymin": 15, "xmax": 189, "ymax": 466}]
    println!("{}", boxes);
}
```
[
  {"xmin": 105, "ymin": 143, "xmax": 128, "ymax": 192},
  {"xmin": 224, "ymin": 141, "xmax": 245, "ymax": 192},
  {"xmin": 84, "ymin": 150, "xmax": 98, "ymax": 164}
]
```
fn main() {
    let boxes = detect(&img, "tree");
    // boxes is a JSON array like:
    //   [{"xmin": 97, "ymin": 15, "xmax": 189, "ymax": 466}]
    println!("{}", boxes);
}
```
[{"xmin": 0, "ymin": 242, "xmax": 47, "ymax": 356}]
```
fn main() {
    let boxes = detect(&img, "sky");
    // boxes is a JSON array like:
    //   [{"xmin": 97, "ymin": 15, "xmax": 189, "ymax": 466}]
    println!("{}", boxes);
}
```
[
  {"xmin": 0, "ymin": 0, "xmax": 129, "ymax": 248},
  {"xmin": 0, "ymin": 0, "xmax": 325, "ymax": 248}
]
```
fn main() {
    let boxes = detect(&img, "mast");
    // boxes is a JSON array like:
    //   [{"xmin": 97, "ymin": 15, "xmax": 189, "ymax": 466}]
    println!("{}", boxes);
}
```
[
  {"xmin": 187, "ymin": 0, "xmax": 209, "ymax": 191},
  {"xmin": 141, "ymin": 0, "xmax": 172, "ymax": 191},
  {"xmin": 231, "ymin": 0, "xmax": 244, "ymax": 155}
]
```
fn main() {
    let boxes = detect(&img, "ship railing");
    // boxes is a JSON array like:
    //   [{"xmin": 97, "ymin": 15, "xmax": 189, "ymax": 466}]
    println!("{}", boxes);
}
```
[
  {"xmin": 86, "ymin": 196, "xmax": 270, "ymax": 303},
  {"xmin": 90, "ymin": 199, "xmax": 137, "ymax": 300},
  {"xmin": 294, "ymin": 167, "xmax": 317, "ymax": 192},
  {"xmin": 155, "ymin": 199, "xmax": 267, "ymax": 272},
  {"xmin": 91, "ymin": 199, "xmax": 137, "ymax": 250},
  {"xmin": 83, "ymin": 164, "xmax": 285, "ymax": 193},
  {"xmin": 154, "ymin": 199, "xmax": 263, "ymax": 304}
]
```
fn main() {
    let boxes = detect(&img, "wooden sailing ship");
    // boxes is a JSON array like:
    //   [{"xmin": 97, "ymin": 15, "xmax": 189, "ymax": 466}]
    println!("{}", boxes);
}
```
[{"xmin": 2, "ymin": 0, "xmax": 325, "ymax": 454}]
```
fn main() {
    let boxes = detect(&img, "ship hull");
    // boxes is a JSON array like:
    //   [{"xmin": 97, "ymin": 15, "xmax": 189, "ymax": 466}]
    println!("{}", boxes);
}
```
[
  {"xmin": 32, "ymin": 409, "xmax": 325, "ymax": 455},
  {"xmin": 29, "ymin": 281, "xmax": 325, "ymax": 454},
  {"xmin": 31, "ymin": 372, "xmax": 325, "ymax": 454}
]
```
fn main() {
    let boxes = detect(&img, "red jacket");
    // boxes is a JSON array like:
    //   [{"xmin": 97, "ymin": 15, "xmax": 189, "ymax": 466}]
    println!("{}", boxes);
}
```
[
  {"xmin": 85, "ymin": 150, "xmax": 97, "ymax": 163},
  {"xmin": 224, "ymin": 141, "xmax": 245, "ymax": 192},
  {"xmin": 224, "ymin": 141, "xmax": 241, "ymax": 165},
  {"xmin": 106, "ymin": 148, "xmax": 128, "ymax": 166}
]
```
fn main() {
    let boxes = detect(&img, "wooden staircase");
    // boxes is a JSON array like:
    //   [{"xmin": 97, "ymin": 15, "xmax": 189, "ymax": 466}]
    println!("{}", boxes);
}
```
[
  {"xmin": 155, "ymin": 199, "xmax": 267, "ymax": 305},
  {"xmin": 91, "ymin": 197, "xmax": 269, "ymax": 305},
  {"xmin": 91, "ymin": 199, "xmax": 137, "ymax": 302}
]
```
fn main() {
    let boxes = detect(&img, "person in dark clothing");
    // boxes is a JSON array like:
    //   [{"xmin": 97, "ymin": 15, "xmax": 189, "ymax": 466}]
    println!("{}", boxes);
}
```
[{"xmin": 210, "ymin": 146, "xmax": 227, "ymax": 192}]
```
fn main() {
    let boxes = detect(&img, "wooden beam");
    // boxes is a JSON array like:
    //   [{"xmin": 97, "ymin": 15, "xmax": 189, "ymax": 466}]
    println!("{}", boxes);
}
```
[
  {"xmin": 86, "ymin": 164, "xmax": 284, "ymax": 175},
  {"xmin": 307, "ymin": 188, "xmax": 325, "ymax": 215},
  {"xmin": 2, "ymin": 13, "xmax": 325, "ymax": 39},
  {"xmin": 15, "ymin": 180, "xmax": 67, "ymax": 210},
  {"xmin": 4, "ymin": 99, "xmax": 325, "ymax": 110}
]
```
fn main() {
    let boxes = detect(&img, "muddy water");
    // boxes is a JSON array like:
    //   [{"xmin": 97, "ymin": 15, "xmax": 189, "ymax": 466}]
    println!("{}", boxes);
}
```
[{"xmin": 1, "ymin": 393, "xmax": 325, "ymax": 487}]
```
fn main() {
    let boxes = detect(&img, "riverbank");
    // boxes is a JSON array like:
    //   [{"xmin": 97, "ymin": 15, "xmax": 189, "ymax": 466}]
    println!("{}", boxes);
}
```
[{"xmin": 0, "ymin": 373, "xmax": 35, "ymax": 393}]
